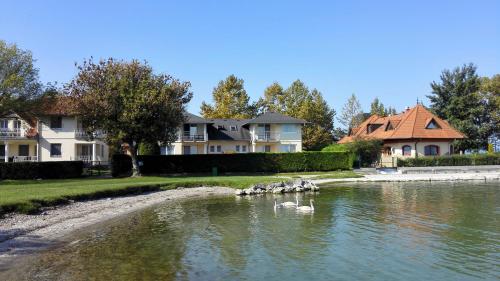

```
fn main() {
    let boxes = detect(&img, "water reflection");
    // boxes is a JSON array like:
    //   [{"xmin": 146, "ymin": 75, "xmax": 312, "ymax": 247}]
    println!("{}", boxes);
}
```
[{"xmin": 1, "ymin": 182, "xmax": 498, "ymax": 281}]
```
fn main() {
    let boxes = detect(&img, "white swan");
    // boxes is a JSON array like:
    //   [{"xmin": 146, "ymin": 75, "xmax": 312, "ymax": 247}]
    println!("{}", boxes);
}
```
[
  {"xmin": 281, "ymin": 196, "xmax": 298, "ymax": 207},
  {"xmin": 296, "ymin": 199, "xmax": 314, "ymax": 212},
  {"xmin": 274, "ymin": 199, "xmax": 282, "ymax": 210}
]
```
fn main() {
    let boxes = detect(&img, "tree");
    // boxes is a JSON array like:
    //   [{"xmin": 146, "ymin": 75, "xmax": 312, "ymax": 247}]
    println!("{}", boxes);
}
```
[
  {"xmin": 370, "ymin": 97, "xmax": 386, "ymax": 116},
  {"xmin": 67, "ymin": 58, "xmax": 192, "ymax": 176},
  {"xmin": 256, "ymin": 82, "xmax": 286, "ymax": 114},
  {"xmin": 200, "ymin": 75, "xmax": 256, "ymax": 119},
  {"xmin": 257, "ymin": 80, "xmax": 335, "ymax": 150},
  {"xmin": 427, "ymin": 63, "xmax": 494, "ymax": 151},
  {"xmin": 0, "ymin": 40, "xmax": 42, "ymax": 114},
  {"xmin": 338, "ymin": 93, "xmax": 364, "ymax": 130},
  {"xmin": 479, "ymin": 74, "xmax": 500, "ymax": 132},
  {"xmin": 386, "ymin": 106, "xmax": 397, "ymax": 116}
]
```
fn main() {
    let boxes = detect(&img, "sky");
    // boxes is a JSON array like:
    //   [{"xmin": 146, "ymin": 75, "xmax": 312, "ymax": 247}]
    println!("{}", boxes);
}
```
[{"xmin": 1, "ymin": 0, "xmax": 499, "ymax": 123}]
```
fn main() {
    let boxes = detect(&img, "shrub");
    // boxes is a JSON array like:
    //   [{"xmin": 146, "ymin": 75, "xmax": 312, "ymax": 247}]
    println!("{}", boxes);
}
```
[
  {"xmin": 111, "ymin": 152, "xmax": 353, "ymax": 177},
  {"xmin": 0, "ymin": 161, "xmax": 84, "ymax": 179},
  {"xmin": 138, "ymin": 142, "xmax": 161, "ymax": 155},
  {"xmin": 397, "ymin": 153, "xmax": 500, "ymax": 167},
  {"xmin": 321, "ymin": 143, "xmax": 349, "ymax": 152}
]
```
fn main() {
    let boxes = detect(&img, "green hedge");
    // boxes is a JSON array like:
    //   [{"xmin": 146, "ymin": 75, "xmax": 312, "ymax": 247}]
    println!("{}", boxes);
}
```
[
  {"xmin": 397, "ymin": 153, "xmax": 500, "ymax": 167},
  {"xmin": 112, "ymin": 152, "xmax": 353, "ymax": 177},
  {"xmin": 0, "ymin": 161, "xmax": 84, "ymax": 179}
]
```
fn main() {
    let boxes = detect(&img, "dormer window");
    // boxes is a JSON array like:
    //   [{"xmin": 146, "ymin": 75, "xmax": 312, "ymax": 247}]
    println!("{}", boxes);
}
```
[
  {"xmin": 385, "ymin": 122, "xmax": 394, "ymax": 131},
  {"xmin": 425, "ymin": 119, "xmax": 441, "ymax": 129},
  {"xmin": 230, "ymin": 125, "xmax": 237, "ymax": 131},
  {"xmin": 367, "ymin": 124, "xmax": 382, "ymax": 134},
  {"xmin": 218, "ymin": 125, "xmax": 224, "ymax": 130}
]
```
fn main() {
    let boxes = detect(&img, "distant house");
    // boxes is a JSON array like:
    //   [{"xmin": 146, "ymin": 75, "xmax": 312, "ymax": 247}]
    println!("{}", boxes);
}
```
[
  {"xmin": 488, "ymin": 133, "xmax": 500, "ymax": 153},
  {"xmin": 338, "ymin": 104, "xmax": 465, "ymax": 163},
  {"xmin": 0, "ymin": 97, "xmax": 109, "ymax": 163},
  {"xmin": 163, "ymin": 111, "xmax": 306, "ymax": 155}
]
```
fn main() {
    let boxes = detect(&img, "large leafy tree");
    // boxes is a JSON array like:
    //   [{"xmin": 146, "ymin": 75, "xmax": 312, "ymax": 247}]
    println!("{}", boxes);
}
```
[
  {"xmin": 479, "ymin": 74, "xmax": 500, "ymax": 132},
  {"xmin": 200, "ymin": 75, "xmax": 256, "ymax": 119},
  {"xmin": 256, "ymin": 82, "xmax": 286, "ymax": 114},
  {"xmin": 67, "ymin": 58, "xmax": 192, "ymax": 176},
  {"xmin": 427, "ymin": 63, "xmax": 494, "ymax": 151},
  {"xmin": 0, "ymin": 40, "xmax": 42, "ymax": 114},
  {"xmin": 338, "ymin": 93, "xmax": 364, "ymax": 130},
  {"xmin": 258, "ymin": 80, "xmax": 335, "ymax": 150}
]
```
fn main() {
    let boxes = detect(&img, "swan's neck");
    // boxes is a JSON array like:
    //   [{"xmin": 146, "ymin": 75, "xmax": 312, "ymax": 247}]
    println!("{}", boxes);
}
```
[{"xmin": 310, "ymin": 201, "xmax": 314, "ymax": 210}]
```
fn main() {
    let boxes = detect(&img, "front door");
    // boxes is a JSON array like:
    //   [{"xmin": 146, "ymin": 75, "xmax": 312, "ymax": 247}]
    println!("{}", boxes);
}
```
[{"xmin": 0, "ymin": 145, "xmax": 5, "ymax": 158}]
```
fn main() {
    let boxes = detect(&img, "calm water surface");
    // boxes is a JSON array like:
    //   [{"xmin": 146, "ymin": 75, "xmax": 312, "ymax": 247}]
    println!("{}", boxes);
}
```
[{"xmin": 1, "ymin": 182, "xmax": 499, "ymax": 281}]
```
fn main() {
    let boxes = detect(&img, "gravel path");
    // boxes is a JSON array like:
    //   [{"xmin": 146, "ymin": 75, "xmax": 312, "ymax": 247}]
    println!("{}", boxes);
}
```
[{"xmin": 0, "ymin": 186, "xmax": 234, "ymax": 266}]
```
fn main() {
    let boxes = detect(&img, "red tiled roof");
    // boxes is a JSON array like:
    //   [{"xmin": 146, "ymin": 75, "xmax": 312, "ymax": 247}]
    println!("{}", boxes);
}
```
[
  {"xmin": 338, "ymin": 104, "xmax": 465, "ymax": 143},
  {"xmin": 37, "ymin": 96, "xmax": 77, "ymax": 116}
]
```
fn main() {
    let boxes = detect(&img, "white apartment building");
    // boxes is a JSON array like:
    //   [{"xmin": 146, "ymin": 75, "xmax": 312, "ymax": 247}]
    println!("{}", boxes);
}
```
[
  {"xmin": 0, "ymin": 108, "xmax": 109, "ymax": 163},
  {"xmin": 163, "ymin": 112, "xmax": 306, "ymax": 155}
]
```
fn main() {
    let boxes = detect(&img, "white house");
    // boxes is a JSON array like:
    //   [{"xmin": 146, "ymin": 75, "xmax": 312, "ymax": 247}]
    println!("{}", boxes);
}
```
[{"xmin": 0, "ymin": 98, "xmax": 109, "ymax": 163}]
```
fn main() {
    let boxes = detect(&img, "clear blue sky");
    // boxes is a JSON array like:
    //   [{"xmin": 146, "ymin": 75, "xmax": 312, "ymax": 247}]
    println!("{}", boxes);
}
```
[{"xmin": 1, "ymin": 0, "xmax": 499, "ymax": 121}]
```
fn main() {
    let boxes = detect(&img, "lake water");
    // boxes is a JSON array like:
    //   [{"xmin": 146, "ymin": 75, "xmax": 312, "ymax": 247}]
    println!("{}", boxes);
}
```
[{"xmin": 1, "ymin": 182, "xmax": 499, "ymax": 281}]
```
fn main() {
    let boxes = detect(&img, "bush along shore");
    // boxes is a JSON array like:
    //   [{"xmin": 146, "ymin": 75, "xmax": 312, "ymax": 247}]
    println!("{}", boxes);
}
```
[{"xmin": 235, "ymin": 179, "xmax": 319, "ymax": 196}]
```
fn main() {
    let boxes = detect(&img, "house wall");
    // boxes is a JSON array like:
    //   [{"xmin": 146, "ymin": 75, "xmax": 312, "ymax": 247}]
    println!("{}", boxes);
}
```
[
  {"xmin": 207, "ymin": 141, "xmax": 250, "ymax": 154},
  {"xmin": 385, "ymin": 141, "xmax": 453, "ymax": 158},
  {"xmin": 38, "ymin": 116, "xmax": 110, "ymax": 162}
]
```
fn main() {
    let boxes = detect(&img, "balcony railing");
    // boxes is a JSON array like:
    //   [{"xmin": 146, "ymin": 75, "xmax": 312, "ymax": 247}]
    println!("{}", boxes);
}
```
[
  {"xmin": 0, "ymin": 128, "xmax": 26, "ymax": 139},
  {"xmin": 77, "ymin": 155, "xmax": 93, "ymax": 162},
  {"xmin": 12, "ymin": 156, "xmax": 38, "ymax": 162},
  {"xmin": 75, "ymin": 130, "xmax": 106, "ymax": 139},
  {"xmin": 254, "ymin": 132, "xmax": 280, "ymax": 142},
  {"xmin": 182, "ymin": 134, "xmax": 206, "ymax": 141}
]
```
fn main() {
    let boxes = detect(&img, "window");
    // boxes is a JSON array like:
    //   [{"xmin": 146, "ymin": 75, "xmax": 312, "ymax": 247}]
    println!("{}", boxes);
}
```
[
  {"xmin": 367, "ymin": 124, "xmax": 382, "ymax": 134},
  {"xmin": 210, "ymin": 145, "xmax": 215, "ymax": 153},
  {"xmin": 264, "ymin": 145, "xmax": 271, "ymax": 152},
  {"xmin": 402, "ymin": 145, "xmax": 411, "ymax": 156},
  {"xmin": 0, "ymin": 120, "xmax": 7, "ymax": 129},
  {"xmin": 217, "ymin": 125, "xmax": 224, "ymax": 130},
  {"xmin": 50, "ymin": 144, "xmax": 62, "ymax": 157},
  {"xmin": 426, "ymin": 119, "xmax": 441, "ymax": 129},
  {"xmin": 236, "ymin": 145, "xmax": 240, "ymax": 152},
  {"xmin": 183, "ymin": 146, "xmax": 191, "ymax": 155},
  {"xmin": 282, "ymin": 124, "xmax": 296, "ymax": 133},
  {"xmin": 281, "ymin": 144, "xmax": 296, "ymax": 153},
  {"xmin": 18, "ymin": 145, "xmax": 29, "ymax": 156},
  {"xmin": 50, "ymin": 116, "xmax": 63, "ymax": 129},
  {"xmin": 424, "ymin": 145, "xmax": 439, "ymax": 156},
  {"xmin": 14, "ymin": 120, "xmax": 21, "ymax": 129},
  {"xmin": 385, "ymin": 122, "xmax": 394, "ymax": 131},
  {"xmin": 0, "ymin": 145, "xmax": 5, "ymax": 157},
  {"xmin": 230, "ymin": 125, "xmax": 237, "ymax": 131},
  {"xmin": 242, "ymin": 145, "xmax": 247, "ymax": 152},
  {"xmin": 216, "ymin": 145, "xmax": 222, "ymax": 153}
]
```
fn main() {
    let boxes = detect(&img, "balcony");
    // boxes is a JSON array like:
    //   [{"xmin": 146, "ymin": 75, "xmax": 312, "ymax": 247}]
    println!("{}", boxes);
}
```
[
  {"xmin": 0, "ymin": 129, "xmax": 27, "ymax": 139},
  {"xmin": 181, "ymin": 134, "xmax": 206, "ymax": 142},
  {"xmin": 12, "ymin": 156, "xmax": 38, "ymax": 162},
  {"xmin": 254, "ymin": 132, "xmax": 280, "ymax": 142},
  {"xmin": 75, "ymin": 130, "xmax": 106, "ymax": 140}
]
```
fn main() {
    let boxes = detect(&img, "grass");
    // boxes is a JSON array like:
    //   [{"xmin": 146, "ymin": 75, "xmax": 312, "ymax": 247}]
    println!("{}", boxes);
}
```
[{"xmin": 0, "ymin": 171, "xmax": 361, "ymax": 216}]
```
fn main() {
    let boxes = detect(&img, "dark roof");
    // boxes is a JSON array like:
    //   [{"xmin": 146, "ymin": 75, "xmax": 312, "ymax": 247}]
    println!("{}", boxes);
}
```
[
  {"xmin": 207, "ymin": 119, "xmax": 251, "ymax": 141},
  {"xmin": 185, "ymin": 113, "xmax": 212, "ymax": 124},
  {"xmin": 245, "ymin": 111, "xmax": 307, "ymax": 124}
]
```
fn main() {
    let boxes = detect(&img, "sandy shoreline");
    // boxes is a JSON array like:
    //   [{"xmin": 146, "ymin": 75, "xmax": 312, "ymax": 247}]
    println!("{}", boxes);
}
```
[{"xmin": 0, "ymin": 186, "xmax": 234, "ymax": 266}]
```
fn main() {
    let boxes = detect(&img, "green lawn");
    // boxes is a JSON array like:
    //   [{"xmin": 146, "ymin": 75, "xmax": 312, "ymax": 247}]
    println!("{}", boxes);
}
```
[{"xmin": 0, "ymin": 171, "xmax": 360, "ymax": 216}]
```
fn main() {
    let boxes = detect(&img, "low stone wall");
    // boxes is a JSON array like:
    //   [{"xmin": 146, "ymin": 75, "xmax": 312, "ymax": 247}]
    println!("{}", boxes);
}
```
[{"xmin": 235, "ymin": 179, "xmax": 319, "ymax": 196}]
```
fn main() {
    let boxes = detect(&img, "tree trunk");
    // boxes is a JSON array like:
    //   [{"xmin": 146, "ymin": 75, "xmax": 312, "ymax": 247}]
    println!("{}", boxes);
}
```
[{"xmin": 128, "ymin": 144, "xmax": 141, "ymax": 177}]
